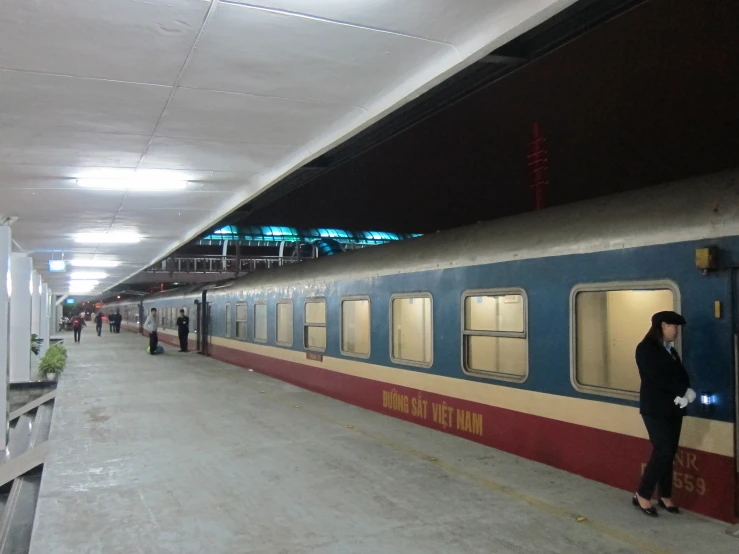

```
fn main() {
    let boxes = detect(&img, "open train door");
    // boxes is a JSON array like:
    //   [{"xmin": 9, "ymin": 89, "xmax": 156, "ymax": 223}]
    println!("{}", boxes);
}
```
[
  {"xmin": 733, "ymin": 269, "xmax": 739, "ymax": 519},
  {"xmin": 204, "ymin": 301, "xmax": 212, "ymax": 357},
  {"xmin": 195, "ymin": 301, "xmax": 202, "ymax": 353},
  {"xmin": 138, "ymin": 301, "xmax": 145, "ymax": 335},
  {"xmin": 197, "ymin": 290, "xmax": 212, "ymax": 357}
]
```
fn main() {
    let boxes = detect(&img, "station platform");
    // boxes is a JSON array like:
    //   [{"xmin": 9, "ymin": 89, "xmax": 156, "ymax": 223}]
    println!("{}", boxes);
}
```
[{"xmin": 29, "ymin": 332, "xmax": 738, "ymax": 553}]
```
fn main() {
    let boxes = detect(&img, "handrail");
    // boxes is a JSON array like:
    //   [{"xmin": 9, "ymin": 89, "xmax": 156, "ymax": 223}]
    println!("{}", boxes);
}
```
[{"xmin": 144, "ymin": 255, "xmax": 306, "ymax": 274}]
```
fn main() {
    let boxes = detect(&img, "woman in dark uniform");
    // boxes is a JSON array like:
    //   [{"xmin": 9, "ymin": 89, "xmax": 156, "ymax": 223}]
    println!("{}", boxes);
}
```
[{"xmin": 633, "ymin": 311, "xmax": 696, "ymax": 516}]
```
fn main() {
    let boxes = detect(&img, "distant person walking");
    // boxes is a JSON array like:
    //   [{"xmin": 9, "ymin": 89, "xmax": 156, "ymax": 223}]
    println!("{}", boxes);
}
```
[
  {"xmin": 144, "ymin": 308, "xmax": 159, "ymax": 355},
  {"xmin": 109, "ymin": 313, "xmax": 115, "ymax": 333},
  {"xmin": 95, "ymin": 312, "xmax": 104, "ymax": 337},
  {"xmin": 115, "ymin": 311, "xmax": 122, "ymax": 333},
  {"xmin": 176, "ymin": 309, "xmax": 190, "ymax": 352},
  {"xmin": 71, "ymin": 314, "xmax": 86, "ymax": 343}
]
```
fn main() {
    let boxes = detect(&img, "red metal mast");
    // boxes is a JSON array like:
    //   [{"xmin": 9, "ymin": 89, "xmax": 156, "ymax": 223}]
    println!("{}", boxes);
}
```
[{"xmin": 528, "ymin": 122, "xmax": 549, "ymax": 211}]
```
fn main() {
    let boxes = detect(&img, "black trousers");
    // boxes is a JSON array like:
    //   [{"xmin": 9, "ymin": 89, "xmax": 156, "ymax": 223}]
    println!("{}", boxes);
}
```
[
  {"xmin": 96, "ymin": 324, "xmax": 102, "ymax": 336},
  {"xmin": 73, "ymin": 328, "xmax": 81, "ymax": 342},
  {"xmin": 178, "ymin": 331, "xmax": 188, "ymax": 352},
  {"xmin": 149, "ymin": 331, "xmax": 158, "ymax": 354},
  {"xmin": 638, "ymin": 414, "xmax": 683, "ymax": 499}
]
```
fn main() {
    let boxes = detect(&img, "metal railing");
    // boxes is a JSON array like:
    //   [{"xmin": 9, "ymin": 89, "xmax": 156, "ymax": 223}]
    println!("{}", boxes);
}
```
[{"xmin": 145, "ymin": 254, "xmax": 306, "ymax": 274}]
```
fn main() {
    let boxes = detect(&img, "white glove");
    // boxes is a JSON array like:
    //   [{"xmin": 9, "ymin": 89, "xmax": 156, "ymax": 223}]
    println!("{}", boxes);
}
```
[
  {"xmin": 674, "ymin": 396, "xmax": 688, "ymax": 409},
  {"xmin": 685, "ymin": 388, "xmax": 696, "ymax": 403}
]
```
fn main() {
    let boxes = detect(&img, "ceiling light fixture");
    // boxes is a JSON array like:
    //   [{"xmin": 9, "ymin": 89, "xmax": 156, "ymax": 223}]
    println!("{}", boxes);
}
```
[
  {"xmin": 70, "ymin": 271, "xmax": 107, "ymax": 280},
  {"xmin": 69, "ymin": 259, "xmax": 120, "ymax": 268},
  {"xmin": 69, "ymin": 280, "xmax": 99, "ymax": 293},
  {"xmin": 74, "ymin": 232, "xmax": 141, "ymax": 244},
  {"xmin": 77, "ymin": 178, "xmax": 187, "ymax": 191}
]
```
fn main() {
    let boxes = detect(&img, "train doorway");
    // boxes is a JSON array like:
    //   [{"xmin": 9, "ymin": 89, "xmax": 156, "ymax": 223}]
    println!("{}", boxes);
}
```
[
  {"xmin": 197, "ymin": 291, "xmax": 212, "ymax": 357},
  {"xmin": 733, "ymin": 269, "xmax": 739, "ymax": 517}
]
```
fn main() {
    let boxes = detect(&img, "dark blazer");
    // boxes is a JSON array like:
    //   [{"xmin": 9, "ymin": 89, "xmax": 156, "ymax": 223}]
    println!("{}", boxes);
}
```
[{"xmin": 635, "ymin": 338, "xmax": 690, "ymax": 417}]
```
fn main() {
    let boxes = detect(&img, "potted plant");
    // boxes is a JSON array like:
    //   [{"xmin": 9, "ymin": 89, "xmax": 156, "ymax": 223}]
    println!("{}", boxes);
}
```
[
  {"xmin": 38, "ymin": 343, "xmax": 67, "ymax": 381},
  {"xmin": 31, "ymin": 334, "xmax": 43, "ymax": 356}
]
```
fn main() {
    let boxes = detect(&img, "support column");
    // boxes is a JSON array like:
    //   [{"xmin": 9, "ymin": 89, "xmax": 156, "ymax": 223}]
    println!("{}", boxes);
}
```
[
  {"xmin": 9, "ymin": 253, "xmax": 32, "ymax": 383},
  {"xmin": 31, "ymin": 271, "xmax": 41, "ymax": 336},
  {"xmin": 0, "ymin": 227, "xmax": 11, "ymax": 448},
  {"xmin": 47, "ymin": 291, "xmax": 54, "ymax": 341},
  {"xmin": 39, "ymin": 283, "xmax": 49, "ymax": 357}
]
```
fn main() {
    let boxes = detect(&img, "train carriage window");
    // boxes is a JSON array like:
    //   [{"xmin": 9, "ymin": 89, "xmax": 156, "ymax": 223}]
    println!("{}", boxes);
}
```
[
  {"xmin": 341, "ymin": 297, "xmax": 370, "ymax": 358},
  {"xmin": 225, "ymin": 303, "xmax": 232, "ymax": 338},
  {"xmin": 462, "ymin": 290, "xmax": 528, "ymax": 381},
  {"xmin": 254, "ymin": 302, "xmax": 267, "ymax": 342},
  {"xmin": 571, "ymin": 282, "xmax": 678, "ymax": 399},
  {"xmin": 390, "ymin": 294, "xmax": 433, "ymax": 367},
  {"xmin": 235, "ymin": 303, "xmax": 247, "ymax": 340},
  {"xmin": 304, "ymin": 299, "xmax": 326, "ymax": 351},
  {"xmin": 276, "ymin": 301, "xmax": 293, "ymax": 346}
]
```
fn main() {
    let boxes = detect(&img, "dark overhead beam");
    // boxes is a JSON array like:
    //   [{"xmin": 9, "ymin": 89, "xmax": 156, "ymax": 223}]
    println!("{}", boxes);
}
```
[{"xmin": 478, "ymin": 54, "xmax": 527, "ymax": 65}]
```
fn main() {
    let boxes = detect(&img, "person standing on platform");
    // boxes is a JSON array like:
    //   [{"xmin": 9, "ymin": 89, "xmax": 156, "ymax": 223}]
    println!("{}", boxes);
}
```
[
  {"xmin": 109, "ymin": 313, "xmax": 115, "ymax": 333},
  {"xmin": 176, "ymin": 309, "xmax": 190, "ymax": 352},
  {"xmin": 94, "ymin": 312, "xmax": 104, "ymax": 337},
  {"xmin": 71, "ymin": 313, "xmax": 86, "ymax": 343},
  {"xmin": 632, "ymin": 311, "xmax": 695, "ymax": 517},
  {"xmin": 144, "ymin": 308, "xmax": 159, "ymax": 355},
  {"xmin": 115, "ymin": 311, "xmax": 122, "ymax": 333}
]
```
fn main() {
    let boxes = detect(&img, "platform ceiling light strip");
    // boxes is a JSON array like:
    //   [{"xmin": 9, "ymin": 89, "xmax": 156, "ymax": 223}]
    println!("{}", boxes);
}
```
[
  {"xmin": 74, "ymin": 232, "xmax": 141, "ymax": 244},
  {"xmin": 69, "ymin": 259, "xmax": 120, "ymax": 268},
  {"xmin": 69, "ymin": 271, "xmax": 107, "ymax": 280},
  {"xmin": 69, "ymin": 280, "xmax": 99, "ymax": 293},
  {"xmin": 76, "ymin": 179, "xmax": 188, "ymax": 191}
]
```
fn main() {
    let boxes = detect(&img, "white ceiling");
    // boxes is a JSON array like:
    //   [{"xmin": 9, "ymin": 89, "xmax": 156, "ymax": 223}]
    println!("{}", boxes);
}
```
[{"xmin": 0, "ymin": 0, "xmax": 576, "ymax": 294}]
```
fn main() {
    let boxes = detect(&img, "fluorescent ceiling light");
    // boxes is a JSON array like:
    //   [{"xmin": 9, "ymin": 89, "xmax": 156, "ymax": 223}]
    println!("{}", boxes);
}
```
[
  {"xmin": 69, "ymin": 259, "xmax": 120, "ymax": 268},
  {"xmin": 77, "ymin": 178, "xmax": 187, "ymax": 191},
  {"xmin": 69, "ymin": 281, "xmax": 99, "ymax": 293},
  {"xmin": 74, "ymin": 232, "xmax": 140, "ymax": 244},
  {"xmin": 70, "ymin": 271, "xmax": 107, "ymax": 280},
  {"xmin": 48, "ymin": 260, "xmax": 66, "ymax": 272}
]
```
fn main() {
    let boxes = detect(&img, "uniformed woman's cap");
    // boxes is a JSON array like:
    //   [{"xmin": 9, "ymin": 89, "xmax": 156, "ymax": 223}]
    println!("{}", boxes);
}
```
[{"xmin": 651, "ymin": 311, "xmax": 686, "ymax": 326}]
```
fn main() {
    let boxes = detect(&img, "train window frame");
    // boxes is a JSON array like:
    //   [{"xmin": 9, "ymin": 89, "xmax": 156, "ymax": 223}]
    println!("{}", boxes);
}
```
[
  {"xmin": 460, "ymin": 288, "xmax": 529, "ymax": 383},
  {"xmin": 340, "ymin": 296, "xmax": 371, "ymax": 359},
  {"xmin": 254, "ymin": 301, "xmax": 268, "ymax": 343},
  {"xmin": 389, "ymin": 292, "xmax": 434, "ymax": 368},
  {"xmin": 303, "ymin": 297, "xmax": 327, "ymax": 352},
  {"xmin": 225, "ymin": 303, "xmax": 232, "ymax": 338},
  {"xmin": 276, "ymin": 300, "xmax": 294, "ymax": 347},
  {"xmin": 235, "ymin": 302, "xmax": 247, "ymax": 340},
  {"xmin": 569, "ymin": 279, "xmax": 681, "ymax": 401}
]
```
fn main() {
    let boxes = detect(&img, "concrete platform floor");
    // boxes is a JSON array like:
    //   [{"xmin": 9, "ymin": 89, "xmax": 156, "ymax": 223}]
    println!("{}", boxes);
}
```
[{"xmin": 29, "ymin": 332, "xmax": 738, "ymax": 554}]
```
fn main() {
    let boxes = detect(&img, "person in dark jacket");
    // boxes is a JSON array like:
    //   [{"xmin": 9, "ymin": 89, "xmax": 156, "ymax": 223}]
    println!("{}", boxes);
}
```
[
  {"xmin": 94, "ymin": 312, "xmax": 104, "ymax": 337},
  {"xmin": 176, "ymin": 309, "xmax": 190, "ymax": 352},
  {"xmin": 632, "ymin": 311, "xmax": 696, "ymax": 516},
  {"xmin": 115, "ymin": 311, "xmax": 122, "ymax": 333}
]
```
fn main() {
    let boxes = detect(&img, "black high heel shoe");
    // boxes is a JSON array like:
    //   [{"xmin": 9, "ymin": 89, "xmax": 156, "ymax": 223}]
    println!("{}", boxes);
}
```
[
  {"xmin": 632, "ymin": 494, "xmax": 658, "ymax": 517},
  {"xmin": 658, "ymin": 498, "xmax": 680, "ymax": 514}
]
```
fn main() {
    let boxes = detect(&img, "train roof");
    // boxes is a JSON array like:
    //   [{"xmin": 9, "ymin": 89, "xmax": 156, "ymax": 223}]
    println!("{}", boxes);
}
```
[{"xmin": 210, "ymin": 170, "xmax": 739, "ymax": 290}]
